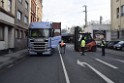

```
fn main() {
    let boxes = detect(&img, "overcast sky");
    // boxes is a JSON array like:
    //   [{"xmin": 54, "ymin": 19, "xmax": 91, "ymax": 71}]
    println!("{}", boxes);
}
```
[{"xmin": 42, "ymin": 0, "xmax": 110, "ymax": 29}]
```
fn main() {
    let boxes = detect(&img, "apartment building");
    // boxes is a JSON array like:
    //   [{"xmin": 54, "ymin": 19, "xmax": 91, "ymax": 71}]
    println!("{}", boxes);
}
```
[
  {"xmin": 111, "ymin": 0, "xmax": 124, "ymax": 40},
  {"xmin": 0, "ymin": 0, "xmax": 15, "ymax": 54},
  {"xmin": 36, "ymin": 0, "xmax": 42, "ymax": 21},
  {"xmin": 30, "ymin": 0, "xmax": 37, "ymax": 22},
  {"xmin": 30, "ymin": 0, "xmax": 42, "ymax": 22},
  {"xmin": 14, "ymin": 0, "xmax": 30, "ymax": 51}
]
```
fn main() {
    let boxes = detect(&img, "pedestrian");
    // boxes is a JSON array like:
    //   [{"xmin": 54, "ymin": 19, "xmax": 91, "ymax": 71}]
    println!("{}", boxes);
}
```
[
  {"xmin": 100, "ymin": 39, "xmax": 106, "ymax": 56},
  {"xmin": 59, "ymin": 40, "xmax": 66, "ymax": 54},
  {"xmin": 80, "ymin": 37, "xmax": 86, "ymax": 55}
]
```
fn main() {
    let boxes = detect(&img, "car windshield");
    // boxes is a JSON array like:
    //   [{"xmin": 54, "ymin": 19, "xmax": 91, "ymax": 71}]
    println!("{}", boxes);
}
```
[
  {"xmin": 118, "ymin": 41, "xmax": 124, "ymax": 44},
  {"xmin": 30, "ymin": 29, "xmax": 50, "ymax": 38}
]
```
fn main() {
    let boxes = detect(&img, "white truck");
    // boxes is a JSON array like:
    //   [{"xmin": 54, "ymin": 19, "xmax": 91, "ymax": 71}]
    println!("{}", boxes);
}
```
[{"xmin": 28, "ymin": 21, "xmax": 61, "ymax": 55}]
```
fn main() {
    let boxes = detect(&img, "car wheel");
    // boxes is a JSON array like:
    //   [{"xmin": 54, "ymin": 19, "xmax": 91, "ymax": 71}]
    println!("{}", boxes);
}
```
[{"xmin": 122, "ymin": 47, "xmax": 124, "ymax": 51}]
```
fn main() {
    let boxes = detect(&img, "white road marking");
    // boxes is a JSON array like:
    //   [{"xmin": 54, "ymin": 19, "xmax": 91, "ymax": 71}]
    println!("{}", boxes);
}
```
[
  {"xmin": 116, "ymin": 59, "xmax": 124, "ymax": 63},
  {"xmin": 96, "ymin": 58, "xmax": 118, "ymax": 69},
  {"xmin": 77, "ymin": 60, "xmax": 115, "ymax": 83},
  {"xmin": 7, "ymin": 64, "xmax": 14, "ymax": 68},
  {"xmin": 58, "ymin": 46, "xmax": 70, "ymax": 83},
  {"xmin": 67, "ymin": 45, "xmax": 73, "ymax": 49}
]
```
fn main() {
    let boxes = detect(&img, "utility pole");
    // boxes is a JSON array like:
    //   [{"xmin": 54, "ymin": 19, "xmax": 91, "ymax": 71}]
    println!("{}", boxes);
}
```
[
  {"xmin": 83, "ymin": 5, "xmax": 87, "ymax": 27},
  {"xmin": 1, "ymin": 0, "xmax": 4, "ymax": 7}
]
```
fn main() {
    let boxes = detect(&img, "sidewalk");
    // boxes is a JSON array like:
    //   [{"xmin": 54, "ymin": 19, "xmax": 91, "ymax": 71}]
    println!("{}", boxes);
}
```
[
  {"xmin": 0, "ymin": 49, "xmax": 28, "ymax": 70},
  {"xmin": 97, "ymin": 48, "xmax": 124, "ymax": 56}
]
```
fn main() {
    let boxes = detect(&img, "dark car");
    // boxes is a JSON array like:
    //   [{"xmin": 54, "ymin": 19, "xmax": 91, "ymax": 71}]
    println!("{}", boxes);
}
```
[
  {"xmin": 105, "ymin": 41, "xmax": 111, "ymax": 47},
  {"xmin": 113, "ymin": 41, "xmax": 124, "ymax": 50},
  {"xmin": 107, "ymin": 41, "xmax": 120, "ymax": 48}
]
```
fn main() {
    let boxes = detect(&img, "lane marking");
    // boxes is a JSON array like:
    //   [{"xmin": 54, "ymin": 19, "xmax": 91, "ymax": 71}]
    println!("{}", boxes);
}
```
[
  {"xmin": 67, "ymin": 45, "xmax": 73, "ymax": 49},
  {"xmin": 116, "ymin": 59, "xmax": 124, "ymax": 63},
  {"xmin": 77, "ymin": 60, "xmax": 115, "ymax": 83},
  {"xmin": 7, "ymin": 64, "xmax": 14, "ymax": 68},
  {"xmin": 96, "ymin": 58, "xmax": 118, "ymax": 69},
  {"xmin": 58, "ymin": 46, "xmax": 70, "ymax": 83}
]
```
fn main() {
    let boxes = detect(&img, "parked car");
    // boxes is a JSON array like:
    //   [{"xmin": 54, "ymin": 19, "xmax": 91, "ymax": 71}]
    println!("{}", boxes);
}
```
[
  {"xmin": 105, "ymin": 41, "xmax": 111, "ymax": 48},
  {"xmin": 96, "ymin": 41, "xmax": 110, "ymax": 47},
  {"xmin": 113, "ymin": 41, "xmax": 124, "ymax": 50},
  {"xmin": 107, "ymin": 41, "xmax": 120, "ymax": 48}
]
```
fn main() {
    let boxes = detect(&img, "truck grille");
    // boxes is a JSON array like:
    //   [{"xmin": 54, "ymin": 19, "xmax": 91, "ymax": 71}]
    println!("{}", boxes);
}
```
[{"xmin": 31, "ymin": 42, "xmax": 48, "ymax": 51}]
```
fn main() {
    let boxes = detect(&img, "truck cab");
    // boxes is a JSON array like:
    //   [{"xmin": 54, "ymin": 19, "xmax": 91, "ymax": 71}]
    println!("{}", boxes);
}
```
[{"xmin": 28, "ymin": 22, "xmax": 61, "ymax": 55}]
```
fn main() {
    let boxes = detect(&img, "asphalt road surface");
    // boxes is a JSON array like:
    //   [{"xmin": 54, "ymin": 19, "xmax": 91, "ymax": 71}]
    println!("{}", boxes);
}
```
[{"xmin": 0, "ymin": 44, "xmax": 124, "ymax": 83}]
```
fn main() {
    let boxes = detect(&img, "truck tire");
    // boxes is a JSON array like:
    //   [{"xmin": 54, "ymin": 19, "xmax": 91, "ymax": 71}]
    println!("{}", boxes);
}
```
[{"xmin": 48, "ymin": 48, "xmax": 54, "ymax": 56}]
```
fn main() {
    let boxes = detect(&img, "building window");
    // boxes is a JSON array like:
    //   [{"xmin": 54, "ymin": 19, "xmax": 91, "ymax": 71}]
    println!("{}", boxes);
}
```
[
  {"xmin": 24, "ymin": 16, "xmax": 28, "ymax": 24},
  {"xmin": 121, "ymin": 5, "xmax": 124, "ymax": 16},
  {"xmin": 15, "ymin": 29, "xmax": 19, "ymax": 38},
  {"xmin": 24, "ymin": 31, "xmax": 27, "ymax": 39},
  {"xmin": 25, "ymin": 1, "xmax": 28, "ymax": 10},
  {"xmin": 8, "ymin": 0, "xmax": 12, "ymax": 12},
  {"xmin": 17, "ymin": 10, "xmax": 22, "ymax": 20},
  {"xmin": 18, "ymin": 0, "xmax": 22, "ymax": 3},
  {"xmin": 117, "ymin": 7, "xmax": 119, "ymax": 18},
  {"xmin": 0, "ymin": 27, "xmax": 4, "ymax": 41},
  {"xmin": 20, "ymin": 30, "xmax": 23, "ymax": 38}
]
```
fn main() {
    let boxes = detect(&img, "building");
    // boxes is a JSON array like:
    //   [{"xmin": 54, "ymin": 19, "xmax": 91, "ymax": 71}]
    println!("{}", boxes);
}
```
[
  {"xmin": 0, "ymin": 0, "xmax": 15, "ymax": 54},
  {"xmin": 30, "ymin": 0, "xmax": 42, "ymax": 22},
  {"xmin": 36, "ymin": 0, "xmax": 42, "ymax": 21},
  {"xmin": 30, "ymin": 0, "xmax": 37, "ymax": 22},
  {"xmin": 111, "ymin": 0, "xmax": 124, "ymax": 40},
  {"xmin": 14, "ymin": 0, "xmax": 30, "ymax": 51},
  {"xmin": 84, "ymin": 24, "xmax": 111, "ymax": 42}
]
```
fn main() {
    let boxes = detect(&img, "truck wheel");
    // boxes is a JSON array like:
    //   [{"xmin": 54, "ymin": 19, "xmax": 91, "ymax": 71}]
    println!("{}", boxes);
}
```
[
  {"xmin": 92, "ymin": 46, "xmax": 97, "ymax": 52},
  {"xmin": 27, "ymin": 51, "xmax": 31, "ymax": 56},
  {"xmin": 48, "ymin": 48, "xmax": 53, "ymax": 56}
]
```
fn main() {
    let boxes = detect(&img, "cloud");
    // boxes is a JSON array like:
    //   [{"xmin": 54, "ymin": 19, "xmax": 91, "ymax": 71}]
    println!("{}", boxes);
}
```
[{"xmin": 42, "ymin": 0, "xmax": 110, "ymax": 28}]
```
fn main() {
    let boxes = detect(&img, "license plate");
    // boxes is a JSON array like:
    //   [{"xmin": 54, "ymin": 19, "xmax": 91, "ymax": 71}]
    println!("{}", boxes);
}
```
[{"xmin": 117, "ymin": 48, "xmax": 120, "ymax": 49}]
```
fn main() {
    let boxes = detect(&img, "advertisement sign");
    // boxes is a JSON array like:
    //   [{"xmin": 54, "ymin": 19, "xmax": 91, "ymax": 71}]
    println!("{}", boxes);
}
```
[{"xmin": 93, "ymin": 30, "xmax": 106, "ymax": 41}]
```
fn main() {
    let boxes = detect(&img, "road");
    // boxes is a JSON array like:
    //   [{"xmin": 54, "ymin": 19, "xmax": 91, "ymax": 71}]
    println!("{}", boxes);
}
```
[{"xmin": 0, "ymin": 44, "xmax": 124, "ymax": 83}]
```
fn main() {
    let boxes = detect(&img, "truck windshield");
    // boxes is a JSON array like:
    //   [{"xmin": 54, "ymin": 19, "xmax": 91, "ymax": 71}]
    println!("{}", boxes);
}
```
[{"xmin": 30, "ymin": 29, "xmax": 49, "ymax": 38}]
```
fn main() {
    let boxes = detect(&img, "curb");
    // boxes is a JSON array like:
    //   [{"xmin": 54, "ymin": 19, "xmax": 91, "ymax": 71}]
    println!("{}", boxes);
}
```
[{"xmin": 0, "ymin": 50, "xmax": 28, "ymax": 70}]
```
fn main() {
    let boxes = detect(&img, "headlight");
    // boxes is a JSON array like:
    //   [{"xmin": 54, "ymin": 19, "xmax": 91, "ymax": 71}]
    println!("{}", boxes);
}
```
[{"xmin": 117, "ymin": 45, "xmax": 121, "ymax": 47}]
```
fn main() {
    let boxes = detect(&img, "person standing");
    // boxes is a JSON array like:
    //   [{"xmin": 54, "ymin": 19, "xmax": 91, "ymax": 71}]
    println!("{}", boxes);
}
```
[
  {"xmin": 80, "ymin": 37, "xmax": 86, "ymax": 55},
  {"xmin": 100, "ymin": 39, "xmax": 106, "ymax": 56},
  {"xmin": 59, "ymin": 40, "xmax": 66, "ymax": 54}
]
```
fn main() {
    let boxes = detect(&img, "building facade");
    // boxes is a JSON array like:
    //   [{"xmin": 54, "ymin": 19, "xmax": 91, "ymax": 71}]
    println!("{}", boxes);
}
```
[
  {"xmin": 36, "ymin": 0, "xmax": 42, "ymax": 22},
  {"xmin": 30, "ymin": 0, "xmax": 42, "ymax": 22},
  {"xmin": 30, "ymin": 0, "xmax": 37, "ymax": 22},
  {"xmin": 0, "ymin": 0, "xmax": 42, "ymax": 54},
  {"xmin": 84, "ymin": 24, "xmax": 111, "ymax": 42},
  {"xmin": 14, "ymin": 0, "xmax": 30, "ymax": 51},
  {"xmin": 111, "ymin": 0, "xmax": 124, "ymax": 40},
  {"xmin": 0, "ymin": 0, "xmax": 15, "ymax": 54}
]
